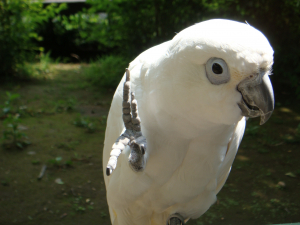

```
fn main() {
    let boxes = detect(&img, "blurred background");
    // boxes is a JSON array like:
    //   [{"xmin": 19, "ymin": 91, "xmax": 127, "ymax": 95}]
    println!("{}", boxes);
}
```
[{"xmin": 0, "ymin": 0, "xmax": 300, "ymax": 224}]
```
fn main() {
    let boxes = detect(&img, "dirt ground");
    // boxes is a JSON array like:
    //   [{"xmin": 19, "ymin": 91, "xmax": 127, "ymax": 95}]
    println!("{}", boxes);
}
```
[{"xmin": 0, "ymin": 64, "xmax": 299, "ymax": 225}]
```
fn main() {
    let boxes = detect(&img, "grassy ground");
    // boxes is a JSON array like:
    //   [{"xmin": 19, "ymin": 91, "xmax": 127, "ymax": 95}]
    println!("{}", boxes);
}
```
[{"xmin": 0, "ymin": 64, "xmax": 299, "ymax": 225}]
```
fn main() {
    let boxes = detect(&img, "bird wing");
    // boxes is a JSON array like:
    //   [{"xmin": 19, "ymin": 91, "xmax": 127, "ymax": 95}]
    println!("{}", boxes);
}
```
[{"xmin": 216, "ymin": 117, "xmax": 246, "ymax": 194}]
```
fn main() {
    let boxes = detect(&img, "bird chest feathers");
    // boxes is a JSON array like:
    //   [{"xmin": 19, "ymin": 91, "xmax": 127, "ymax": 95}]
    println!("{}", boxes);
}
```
[{"xmin": 103, "ymin": 19, "xmax": 274, "ymax": 225}]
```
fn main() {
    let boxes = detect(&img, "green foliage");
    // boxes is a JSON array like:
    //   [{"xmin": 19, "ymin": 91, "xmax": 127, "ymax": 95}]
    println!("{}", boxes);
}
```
[
  {"xmin": 57, "ymin": 0, "xmax": 219, "ymax": 56},
  {"xmin": 22, "ymin": 51, "xmax": 62, "ymax": 80},
  {"xmin": 2, "ymin": 0, "xmax": 300, "ymax": 97},
  {"xmin": 72, "ymin": 196, "xmax": 86, "ymax": 213},
  {"xmin": 73, "ymin": 115, "xmax": 96, "ymax": 133},
  {"xmin": 1, "ymin": 92, "xmax": 30, "ymax": 149},
  {"xmin": 54, "ymin": 8, "xmax": 105, "ymax": 47},
  {"xmin": 82, "ymin": 55, "xmax": 129, "ymax": 88},
  {"xmin": 2, "ymin": 114, "xmax": 30, "ymax": 149},
  {"xmin": 2, "ymin": 92, "xmax": 20, "ymax": 115},
  {"xmin": 34, "ymin": 52, "xmax": 53, "ymax": 76},
  {"xmin": 48, "ymin": 156, "xmax": 63, "ymax": 167},
  {"xmin": 48, "ymin": 156, "xmax": 73, "ymax": 168},
  {"xmin": 51, "ymin": 98, "xmax": 77, "ymax": 113},
  {"xmin": 0, "ymin": 0, "xmax": 66, "ymax": 80}
]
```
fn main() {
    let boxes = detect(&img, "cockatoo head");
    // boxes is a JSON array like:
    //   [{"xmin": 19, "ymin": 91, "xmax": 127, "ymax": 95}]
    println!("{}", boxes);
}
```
[{"xmin": 159, "ymin": 19, "xmax": 274, "ymax": 127}]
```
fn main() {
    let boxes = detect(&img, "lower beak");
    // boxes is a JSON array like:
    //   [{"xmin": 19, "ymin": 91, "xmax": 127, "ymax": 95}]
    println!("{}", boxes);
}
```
[{"xmin": 237, "ymin": 72, "xmax": 274, "ymax": 125}]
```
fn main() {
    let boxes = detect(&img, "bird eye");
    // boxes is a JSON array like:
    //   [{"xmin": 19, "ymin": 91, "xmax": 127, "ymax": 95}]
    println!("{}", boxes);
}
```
[
  {"xmin": 205, "ymin": 58, "xmax": 230, "ymax": 85},
  {"xmin": 212, "ymin": 63, "xmax": 223, "ymax": 74}
]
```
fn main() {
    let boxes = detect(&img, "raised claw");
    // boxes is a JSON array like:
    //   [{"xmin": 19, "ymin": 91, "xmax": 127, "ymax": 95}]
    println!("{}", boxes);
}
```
[{"xmin": 106, "ymin": 69, "xmax": 147, "ymax": 176}]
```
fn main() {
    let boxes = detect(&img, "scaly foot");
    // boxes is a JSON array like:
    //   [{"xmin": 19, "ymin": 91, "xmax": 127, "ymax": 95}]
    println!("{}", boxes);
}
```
[{"xmin": 106, "ymin": 69, "xmax": 147, "ymax": 176}]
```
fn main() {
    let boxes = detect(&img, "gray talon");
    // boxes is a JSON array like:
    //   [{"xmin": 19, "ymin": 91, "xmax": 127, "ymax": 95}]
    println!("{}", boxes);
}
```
[
  {"xmin": 106, "ymin": 167, "xmax": 112, "ymax": 176},
  {"xmin": 106, "ymin": 69, "xmax": 147, "ymax": 175},
  {"xmin": 141, "ymin": 145, "xmax": 145, "ymax": 155}
]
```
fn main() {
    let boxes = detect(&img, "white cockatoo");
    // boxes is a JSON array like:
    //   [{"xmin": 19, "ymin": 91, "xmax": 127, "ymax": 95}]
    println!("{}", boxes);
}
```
[{"xmin": 102, "ymin": 19, "xmax": 274, "ymax": 225}]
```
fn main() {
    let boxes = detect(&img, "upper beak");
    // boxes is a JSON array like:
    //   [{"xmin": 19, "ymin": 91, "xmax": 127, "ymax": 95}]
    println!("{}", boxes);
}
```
[{"xmin": 237, "ymin": 71, "xmax": 274, "ymax": 125}]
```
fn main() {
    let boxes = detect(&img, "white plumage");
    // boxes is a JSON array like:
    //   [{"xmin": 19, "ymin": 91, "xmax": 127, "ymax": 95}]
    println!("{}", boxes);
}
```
[{"xmin": 103, "ymin": 19, "xmax": 274, "ymax": 225}]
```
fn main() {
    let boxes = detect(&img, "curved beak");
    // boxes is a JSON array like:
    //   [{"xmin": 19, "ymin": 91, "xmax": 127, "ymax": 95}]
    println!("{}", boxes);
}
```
[{"xmin": 237, "ymin": 71, "xmax": 274, "ymax": 125}]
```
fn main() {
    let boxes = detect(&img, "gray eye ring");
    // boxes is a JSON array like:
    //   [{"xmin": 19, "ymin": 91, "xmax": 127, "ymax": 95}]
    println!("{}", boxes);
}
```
[{"xmin": 205, "ymin": 58, "xmax": 230, "ymax": 85}]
